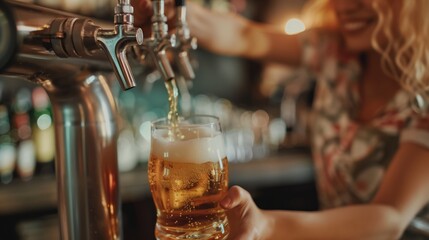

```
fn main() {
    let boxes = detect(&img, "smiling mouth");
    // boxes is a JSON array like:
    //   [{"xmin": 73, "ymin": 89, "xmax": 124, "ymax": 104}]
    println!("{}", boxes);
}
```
[{"xmin": 342, "ymin": 19, "xmax": 376, "ymax": 33}]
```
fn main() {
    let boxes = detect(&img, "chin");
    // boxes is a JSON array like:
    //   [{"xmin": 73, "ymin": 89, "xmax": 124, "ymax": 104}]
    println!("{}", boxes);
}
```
[{"xmin": 344, "ymin": 38, "xmax": 373, "ymax": 53}]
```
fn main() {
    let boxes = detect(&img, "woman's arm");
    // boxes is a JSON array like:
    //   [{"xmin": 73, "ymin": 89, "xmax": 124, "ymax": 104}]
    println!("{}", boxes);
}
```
[
  {"xmin": 265, "ymin": 203, "xmax": 401, "ymax": 240},
  {"xmin": 187, "ymin": 3, "xmax": 303, "ymax": 66},
  {"xmin": 222, "ymin": 142, "xmax": 429, "ymax": 240},
  {"xmin": 372, "ymin": 141, "xmax": 429, "ymax": 229},
  {"xmin": 132, "ymin": 0, "xmax": 303, "ymax": 65}
]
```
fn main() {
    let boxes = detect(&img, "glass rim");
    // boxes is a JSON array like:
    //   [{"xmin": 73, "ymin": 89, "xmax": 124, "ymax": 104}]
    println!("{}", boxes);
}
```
[{"xmin": 151, "ymin": 114, "xmax": 220, "ymax": 129}]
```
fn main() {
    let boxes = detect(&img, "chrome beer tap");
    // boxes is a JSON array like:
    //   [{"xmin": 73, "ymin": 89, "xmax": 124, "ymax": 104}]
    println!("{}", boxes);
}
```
[
  {"xmin": 28, "ymin": 0, "xmax": 143, "ymax": 90},
  {"xmin": 97, "ymin": 0, "xmax": 144, "ymax": 89},
  {"xmin": 136, "ymin": 0, "xmax": 176, "ymax": 82},
  {"xmin": 0, "ymin": 1, "xmax": 143, "ymax": 239},
  {"xmin": 174, "ymin": 0, "xmax": 197, "ymax": 80}
]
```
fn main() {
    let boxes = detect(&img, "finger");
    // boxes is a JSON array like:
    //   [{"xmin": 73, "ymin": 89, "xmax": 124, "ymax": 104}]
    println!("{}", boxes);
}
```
[
  {"xmin": 164, "ymin": 0, "xmax": 175, "ymax": 20},
  {"xmin": 220, "ymin": 185, "xmax": 251, "ymax": 209},
  {"xmin": 132, "ymin": 0, "xmax": 153, "ymax": 26}
]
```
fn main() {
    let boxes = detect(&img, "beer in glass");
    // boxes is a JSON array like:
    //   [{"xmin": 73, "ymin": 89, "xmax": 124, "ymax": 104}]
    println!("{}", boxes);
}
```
[{"xmin": 149, "ymin": 115, "xmax": 229, "ymax": 240}]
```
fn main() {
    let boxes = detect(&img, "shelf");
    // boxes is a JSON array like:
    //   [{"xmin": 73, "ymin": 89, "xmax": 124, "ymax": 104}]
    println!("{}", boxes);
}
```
[{"xmin": 0, "ymin": 151, "xmax": 313, "ymax": 215}]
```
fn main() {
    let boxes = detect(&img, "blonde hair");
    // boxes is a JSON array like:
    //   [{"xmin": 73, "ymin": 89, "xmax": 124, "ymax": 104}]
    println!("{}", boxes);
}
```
[{"xmin": 303, "ymin": 0, "xmax": 429, "ymax": 95}]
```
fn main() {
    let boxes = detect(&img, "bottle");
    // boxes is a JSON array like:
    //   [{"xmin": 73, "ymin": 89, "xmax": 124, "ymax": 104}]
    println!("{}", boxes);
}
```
[
  {"xmin": 31, "ymin": 87, "xmax": 55, "ymax": 176},
  {"xmin": 0, "ymin": 105, "xmax": 16, "ymax": 184},
  {"xmin": 12, "ymin": 88, "xmax": 36, "ymax": 181}
]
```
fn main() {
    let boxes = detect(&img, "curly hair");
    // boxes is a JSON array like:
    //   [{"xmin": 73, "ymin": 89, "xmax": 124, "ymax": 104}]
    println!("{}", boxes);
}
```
[{"xmin": 303, "ymin": 0, "xmax": 429, "ymax": 95}]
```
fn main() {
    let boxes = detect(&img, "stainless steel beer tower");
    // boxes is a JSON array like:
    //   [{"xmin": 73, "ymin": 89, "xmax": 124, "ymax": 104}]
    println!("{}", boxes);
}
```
[
  {"xmin": 0, "ymin": 1, "xmax": 142, "ymax": 239},
  {"xmin": 0, "ymin": 0, "xmax": 197, "ymax": 238}
]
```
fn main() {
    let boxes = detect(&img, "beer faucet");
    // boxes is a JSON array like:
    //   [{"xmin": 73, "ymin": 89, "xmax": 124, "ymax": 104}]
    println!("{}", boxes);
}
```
[
  {"xmin": 0, "ymin": 1, "xmax": 143, "ymax": 239},
  {"xmin": 135, "ymin": 0, "xmax": 176, "ymax": 82},
  {"xmin": 174, "ymin": 0, "xmax": 197, "ymax": 80},
  {"xmin": 97, "ymin": 0, "xmax": 143, "ymax": 89},
  {"xmin": 29, "ymin": 0, "xmax": 143, "ymax": 90}
]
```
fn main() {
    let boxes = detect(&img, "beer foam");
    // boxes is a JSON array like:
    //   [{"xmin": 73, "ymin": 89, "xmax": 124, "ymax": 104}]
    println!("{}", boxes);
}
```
[{"xmin": 151, "ymin": 127, "xmax": 226, "ymax": 163}]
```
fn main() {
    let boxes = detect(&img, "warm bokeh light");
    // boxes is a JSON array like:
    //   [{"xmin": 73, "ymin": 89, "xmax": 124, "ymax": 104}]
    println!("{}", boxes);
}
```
[{"xmin": 284, "ymin": 18, "xmax": 306, "ymax": 35}]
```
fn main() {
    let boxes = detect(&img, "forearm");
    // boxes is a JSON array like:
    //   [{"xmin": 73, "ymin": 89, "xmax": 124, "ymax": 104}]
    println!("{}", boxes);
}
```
[
  {"xmin": 264, "ymin": 204, "xmax": 402, "ymax": 240},
  {"xmin": 187, "ymin": 3, "xmax": 302, "ymax": 65},
  {"xmin": 187, "ymin": 5, "xmax": 256, "ymax": 58},
  {"xmin": 236, "ymin": 23, "xmax": 302, "ymax": 66}
]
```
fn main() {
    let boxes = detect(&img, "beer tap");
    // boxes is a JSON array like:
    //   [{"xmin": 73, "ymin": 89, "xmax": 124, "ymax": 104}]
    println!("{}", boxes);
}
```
[
  {"xmin": 27, "ymin": 0, "xmax": 144, "ymax": 90},
  {"xmin": 97, "ymin": 0, "xmax": 144, "ymax": 89},
  {"xmin": 174, "ymin": 0, "xmax": 197, "ymax": 80},
  {"xmin": 137, "ymin": 0, "xmax": 176, "ymax": 82}
]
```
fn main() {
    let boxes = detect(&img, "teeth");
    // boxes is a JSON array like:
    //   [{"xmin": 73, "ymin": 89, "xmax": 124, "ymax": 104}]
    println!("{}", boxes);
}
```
[{"xmin": 343, "ymin": 22, "xmax": 367, "ymax": 31}]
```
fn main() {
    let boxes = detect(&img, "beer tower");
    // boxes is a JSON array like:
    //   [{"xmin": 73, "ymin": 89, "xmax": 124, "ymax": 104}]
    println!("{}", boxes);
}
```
[{"xmin": 0, "ymin": 0, "xmax": 143, "ymax": 239}]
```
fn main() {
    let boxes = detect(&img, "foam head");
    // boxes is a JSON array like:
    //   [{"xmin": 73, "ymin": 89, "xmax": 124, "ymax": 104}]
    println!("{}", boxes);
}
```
[{"xmin": 151, "ymin": 126, "xmax": 226, "ymax": 163}]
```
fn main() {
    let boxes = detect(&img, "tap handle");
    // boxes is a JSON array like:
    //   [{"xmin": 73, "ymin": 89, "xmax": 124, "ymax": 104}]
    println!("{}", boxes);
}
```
[
  {"xmin": 175, "ymin": 0, "xmax": 185, "ymax": 6},
  {"xmin": 97, "ymin": 27, "xmax": 144, "ymax": 90}
]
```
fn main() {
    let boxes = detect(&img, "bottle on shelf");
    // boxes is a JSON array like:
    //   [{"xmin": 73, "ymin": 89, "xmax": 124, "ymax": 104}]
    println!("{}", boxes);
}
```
[
  {"xmin": 0, "ymin": 104, "xmax": 16, "ymax": 184},
  {"xmin": 31, "ymin": 87, "xmax": 55, "ymax": 176},
  {"xmin": 11, "ymin": 88, "xmax": 36, "ymax": 181}
]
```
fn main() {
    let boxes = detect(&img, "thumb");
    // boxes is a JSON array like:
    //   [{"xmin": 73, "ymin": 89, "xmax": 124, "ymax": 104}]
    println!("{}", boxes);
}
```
[{"xmin": 220, "ymin": 185, "xmax": 252, "ymax": 210}]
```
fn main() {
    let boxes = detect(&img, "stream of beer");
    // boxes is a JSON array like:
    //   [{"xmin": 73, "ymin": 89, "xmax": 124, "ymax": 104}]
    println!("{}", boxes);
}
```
[{"xmin": 164, "ymin": 79, "xmax": 184, "ymax": 140}]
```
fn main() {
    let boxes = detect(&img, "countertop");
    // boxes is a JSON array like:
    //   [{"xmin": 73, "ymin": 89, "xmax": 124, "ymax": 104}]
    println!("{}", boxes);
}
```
[{"xmin": 0, "ymin": 150, "xmax": 314, "ymax": 215}]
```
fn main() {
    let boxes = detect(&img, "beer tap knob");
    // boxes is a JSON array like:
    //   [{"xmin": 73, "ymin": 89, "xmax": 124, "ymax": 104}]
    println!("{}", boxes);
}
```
[
  {"xmin": 174, "ymin": 0, "xmax": 197, "ymax": 80},
  {"xmin": 96, "ymin": 1, "xmax": 144, "ymax": 90}
]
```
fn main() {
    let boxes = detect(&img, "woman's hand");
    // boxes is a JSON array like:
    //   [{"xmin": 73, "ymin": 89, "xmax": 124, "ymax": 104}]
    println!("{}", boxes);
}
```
[
  {"xmin": 220, "ymin": 186, "xmax": 272, "ymax": 240},
  {"xmin": 131, "ymin": 0, "xmax": 252, "ymax": 57},
  {"xmin": 186, "ymin": 3, "xmax": 251, "ymax": 56}
]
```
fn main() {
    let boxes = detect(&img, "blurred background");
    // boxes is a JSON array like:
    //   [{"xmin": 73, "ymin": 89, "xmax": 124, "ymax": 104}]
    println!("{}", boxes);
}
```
[{"xmin": 0, "ymin": 0, "xmax": 318, "ymax": 239}]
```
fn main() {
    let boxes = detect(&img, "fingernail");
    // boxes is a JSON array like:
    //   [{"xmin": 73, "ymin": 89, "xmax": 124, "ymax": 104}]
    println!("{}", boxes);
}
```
[{"xmin": 220, "ymin": 197, "xmax": 231, "ymax": 208}]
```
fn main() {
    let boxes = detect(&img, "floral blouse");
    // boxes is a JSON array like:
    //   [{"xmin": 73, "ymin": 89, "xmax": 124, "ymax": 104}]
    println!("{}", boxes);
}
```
[{"xmin": 301, "ymin": 30, "xmax": 429, "ymax": 236}]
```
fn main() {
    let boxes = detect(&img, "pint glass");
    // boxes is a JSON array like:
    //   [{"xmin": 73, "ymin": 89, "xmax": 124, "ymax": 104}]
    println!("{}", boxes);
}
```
[{"xmin": 149, "ymin": 115, "xmax": 229, "ymax": 240}]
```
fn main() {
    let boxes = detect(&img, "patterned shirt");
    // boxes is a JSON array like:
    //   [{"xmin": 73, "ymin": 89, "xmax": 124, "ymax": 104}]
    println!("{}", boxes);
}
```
[{"xmin": 301, "ymin": 30, "xmax": 429, "ymax": 236}]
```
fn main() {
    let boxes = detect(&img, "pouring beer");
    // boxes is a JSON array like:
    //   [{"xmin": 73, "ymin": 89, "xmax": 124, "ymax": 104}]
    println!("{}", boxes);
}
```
[{"xmin": 149, "ymin": 115, "xmax": 230, "ymax": 240}]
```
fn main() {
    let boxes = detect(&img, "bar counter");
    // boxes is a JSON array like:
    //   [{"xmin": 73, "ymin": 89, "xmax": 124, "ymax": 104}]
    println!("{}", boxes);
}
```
[{"xmin": 0, "ymin": 149, "xmax": 314, "ymax": 215}]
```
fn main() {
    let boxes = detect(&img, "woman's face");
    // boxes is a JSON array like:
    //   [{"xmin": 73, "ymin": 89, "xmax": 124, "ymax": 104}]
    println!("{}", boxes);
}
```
[
  {"xmin": 331, "ymin": 0, "xmax": 378, "ymax": 51},
  {"xmin": 330, "ymin": 0, "xmax": 379, "ymax": 52}
]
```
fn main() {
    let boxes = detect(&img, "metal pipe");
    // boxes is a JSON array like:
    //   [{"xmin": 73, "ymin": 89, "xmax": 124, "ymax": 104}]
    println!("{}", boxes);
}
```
[
  {"xmin": 0, "ymin": 1, "xmax": 107, "ymax": 71},
  {"xmin": 0, "ymin": 0, "xmax": 143, "ymax": 90},
  {"xmin": 151, "ymin": 0, "xmax": 168, "ymax": 39},
  {"xmin": 47, "ymin": 72, "xmax": 121, "ymax": 240}
]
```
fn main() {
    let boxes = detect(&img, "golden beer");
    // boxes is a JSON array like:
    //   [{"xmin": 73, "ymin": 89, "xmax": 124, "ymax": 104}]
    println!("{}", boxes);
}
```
[{"xmin": 149, "ymin": 119, "xmax": 229, "ymax": 240}]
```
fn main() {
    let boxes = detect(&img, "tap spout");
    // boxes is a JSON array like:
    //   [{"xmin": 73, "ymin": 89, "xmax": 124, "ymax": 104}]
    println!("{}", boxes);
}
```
[
  {"xmin": 98, "ymin": 0, "xmax": 144, "ymax": 90},
  {"xmin": 97, "ymin": 25, "xmax": 143, "ymax": 90},
  {"xmin": 174, "ymin": 0, "xmax": 197, "ymax": 80},
  {"xmin": 135, "ymin": 0, "xmax": 175, "ymax": 82}
]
